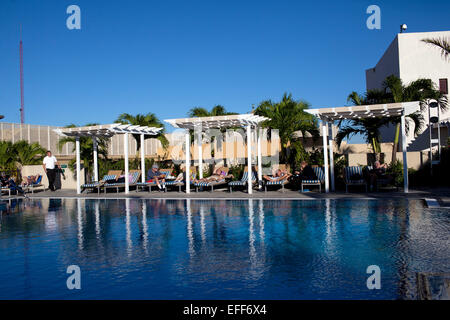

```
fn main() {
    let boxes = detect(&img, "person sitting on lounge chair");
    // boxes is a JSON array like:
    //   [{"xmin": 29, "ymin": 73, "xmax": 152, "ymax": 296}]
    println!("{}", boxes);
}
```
[
  {"xmin": 368, "ymin": 161, "xmax": 392, "ymax": 190},
  {"xmin": 194, "ymin": 168, "xmax": 233, "ymax": 183},
  {"xmin": 147, "ymin": 164, "xmax": 166, "ymax": 190},
  {"xmin": 290, "ymin": 161, "xmax": 316, "ymax": 188},
  {"xmin": 263, "ymin": 168, "xmax": 291, "ymax": 182},
  {"xmin": 295, "ymin": 161, "xmax": 316, "ymax": 180},
  {"xmin": 1, "ymin": 174, "xmax": 24, "ymax": 195},
  {"xmin": 0, "ymin": 172, "xmax": 9, "ymax": 187}
]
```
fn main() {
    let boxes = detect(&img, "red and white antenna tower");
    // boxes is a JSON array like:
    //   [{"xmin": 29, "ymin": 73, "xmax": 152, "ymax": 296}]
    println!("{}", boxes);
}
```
[{"xmin": 19, "ymin": 25, "xmax": 25, "ymax": 124}]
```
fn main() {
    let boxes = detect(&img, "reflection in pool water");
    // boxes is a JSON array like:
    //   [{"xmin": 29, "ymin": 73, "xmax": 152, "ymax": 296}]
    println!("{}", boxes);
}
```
[{"xmin": 0, "ymin": 198, "xmax": 448, "ymax": 299}]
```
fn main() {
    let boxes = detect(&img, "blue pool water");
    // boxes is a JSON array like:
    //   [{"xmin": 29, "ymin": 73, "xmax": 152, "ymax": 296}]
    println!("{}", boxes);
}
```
[{"xmin": 0, "ymin": 198, "xmax": 448, "ymax": 300}]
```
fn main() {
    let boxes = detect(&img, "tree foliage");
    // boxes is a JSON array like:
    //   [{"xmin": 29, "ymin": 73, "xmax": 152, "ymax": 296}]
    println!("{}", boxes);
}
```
[{"xmin": 254, "ymin": 93, "xmax": 319, "ymax": 164}]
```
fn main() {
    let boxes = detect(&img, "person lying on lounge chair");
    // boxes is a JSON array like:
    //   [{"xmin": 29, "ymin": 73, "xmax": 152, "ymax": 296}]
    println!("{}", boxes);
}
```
[
  {"xmin": 263, "ymin": 168, "xmax": 291, "ymax": 182},
  {"xmin": 147, "ymin": 164, "xmax": 166, "ymax": 190},
  {"xmin": 194, "ymin": 168, "xmax": 233, "ymax": 183},
  {"xmin": 22, "ymin": 175, "xmax": 38, "ymax": 186}
]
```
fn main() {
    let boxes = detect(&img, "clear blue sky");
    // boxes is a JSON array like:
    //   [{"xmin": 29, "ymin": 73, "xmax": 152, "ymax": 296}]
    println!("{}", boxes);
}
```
[{"xmin": 1, "ymin": 0, "xmax": 449, "ymax": 140}]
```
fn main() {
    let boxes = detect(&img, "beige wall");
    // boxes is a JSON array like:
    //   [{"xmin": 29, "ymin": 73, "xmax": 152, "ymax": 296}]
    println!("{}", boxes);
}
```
[
  {"xmin": 21, "ymin": 165, "xmax": 85, "ymax": 190},
  {"xmin": 348, "ymin": 151, "xmax": 429, "ymax": 170}
]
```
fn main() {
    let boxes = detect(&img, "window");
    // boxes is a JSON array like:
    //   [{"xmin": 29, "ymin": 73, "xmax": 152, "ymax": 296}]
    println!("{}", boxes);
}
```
[{"xmin": 439, "ymin": 78, "xmax": 448, "ymax": 94}]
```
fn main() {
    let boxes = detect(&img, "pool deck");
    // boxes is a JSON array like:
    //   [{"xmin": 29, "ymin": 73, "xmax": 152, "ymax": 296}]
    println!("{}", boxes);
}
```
[{"xmin": 4, "ymin": 187, "xmax": 450, "ymax": 205}]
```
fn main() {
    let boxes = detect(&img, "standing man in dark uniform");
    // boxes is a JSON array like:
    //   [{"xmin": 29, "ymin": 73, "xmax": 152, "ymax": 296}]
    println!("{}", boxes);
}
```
[{"xmin": 42, "ymin": 150, "xmax": 60, "ymax": 191}]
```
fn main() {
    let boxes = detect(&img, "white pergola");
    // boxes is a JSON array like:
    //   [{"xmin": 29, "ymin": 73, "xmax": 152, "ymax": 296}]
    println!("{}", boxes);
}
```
[
  {"xmin": 164, "ymin": 114, "xmax": 270, "ymax": 194},
  {"xmin": 54, "ymin": 124, "xmax": 163, "ymax": 194},
  {"xmin": 306, "ymin": 101, "xmax": 421, "ymax": 193}
]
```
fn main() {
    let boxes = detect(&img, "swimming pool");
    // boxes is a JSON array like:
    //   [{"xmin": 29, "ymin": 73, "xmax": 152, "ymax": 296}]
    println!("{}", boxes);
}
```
[{"xmin": 0, "ymin": 198, "xmax": 448, "ymax": 299}]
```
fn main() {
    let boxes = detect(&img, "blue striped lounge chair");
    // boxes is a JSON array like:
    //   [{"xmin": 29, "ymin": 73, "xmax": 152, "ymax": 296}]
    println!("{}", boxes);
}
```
[
  {"xmin": 264, "ymin": 178, "xmax": 289, "ymax": 192},
  {"xmin": 194, "ymin": 167, "xmax": 230, "ymax": 192},
  {"xmin": 164, "ymin": 168, "xmax": 196, "ymax": 192},
  {"xmin": 344, "ymin": 166, "xmax": 367, "ymax": 193},
  {"xmin": 228, "ymin": 167, "xmax": 257, "ymax": 193},
  {"xmin": 81, "ymin": 170, "xmax": 122, "ymax": 194},
  {"xmin": 136, "ymin": 169, "xmax": 172, "ymax": 192},
  {"xmin": 103, "ymin": 170, "xmax": 141, "ymax": 193},
  {"xmin": 301, "ymin": 167, "xmax": 325, "ymax": 192},
  {"xmin": 264, "ymin": 165, "xmax": 290, "ymax": 192}
]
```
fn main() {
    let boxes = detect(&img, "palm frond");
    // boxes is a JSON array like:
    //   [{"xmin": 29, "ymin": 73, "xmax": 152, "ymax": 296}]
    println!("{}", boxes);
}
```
[{"xmin": 422, "ymin": 37, "xmax": 450, "ymax": 61}]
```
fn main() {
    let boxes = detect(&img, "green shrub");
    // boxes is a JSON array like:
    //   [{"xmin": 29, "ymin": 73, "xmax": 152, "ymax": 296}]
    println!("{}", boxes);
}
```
[
  {"xmin": 387, "ymin": 160, "xmax": 404, "ymax": 186},
  {"xmin": 229, "ymin": 165, "xmax": 245, "ymax": 181}
]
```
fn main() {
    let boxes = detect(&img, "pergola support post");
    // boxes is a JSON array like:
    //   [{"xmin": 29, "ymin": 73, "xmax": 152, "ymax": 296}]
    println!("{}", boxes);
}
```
[
  {"xmin": 76, "ymin": 136, "xmax": 81, "ymax": 194},
  {"xmin": 328, "ymin": 122, "xmax": 335, "ymax": 192},
  {"xmin": 124, "ymin": 133, "xmax": 129, "ymax": 194},
  {"xmin": 197, "ymin": 129, "xmax": 203, "ymax": 179},
  {"xmin": 401, "ymin": 113, "xmax": 409, "ymax": 193},
  {"xmin": 185, "ymin": 130, "xmax": 191, "ymax": 194},
  {"xmin": 140, "ymin": 134, "xmax": 145, "ymax": 183},
  {"xmin": 93, "ymin": 136, "xmax": 98, "ymax": 182},
  {"xmin": 247, "ymin": 125, "xmax": 253, "ymax": 194},
  {"xmin": 322, "ymin": 120, "xmax": 329, "ymax": 193},
  {"xmin": 257, "ymin": 126, "xmax": 262, "ymax": 186}
]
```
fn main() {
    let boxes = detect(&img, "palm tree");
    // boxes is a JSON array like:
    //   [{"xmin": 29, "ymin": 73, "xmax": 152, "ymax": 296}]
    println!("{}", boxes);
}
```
[
  {"xmin": 187, "ymin": 105, "xmax": 238, "ymax": 158},
  {"xmin": 336, "ymin": 92, "xmax": 390, "ymax": 155},
  {"xmin": 13, "ymin": 140, "xmax": 46, "ymax": 166},
  {"xmin": 58, "ymin": 124, "xmax": 109, "ymax": 182},
  {"xmin": 422, "ymin": 37, "xmax": 450, "ymax": 61},
  {"xmin": 382, "ymin": 75, "xmax": 447, "ymax": 163},
  {"xmin": 0, "ymin": 141, "xmax": 15, "ymax": 171},
  {"xmin": 188, "ymin": 105, "xmax": 237, "ymax": 118},
  {"xmin": 254, "ymin": 93, "xmax": 319, "ymax": 164},
  {"xmin": 115, "ymin": 113, "xmax": 168, "ymax": 166},
  {"xmin": 344, "ymin": 76, "xmax": 447, "ymax": 163}
]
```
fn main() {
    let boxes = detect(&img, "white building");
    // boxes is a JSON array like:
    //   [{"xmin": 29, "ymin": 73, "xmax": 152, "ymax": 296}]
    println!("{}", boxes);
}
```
[{"xmin": 365, "ymin": 30, "xmax": 449, "ymax": 152}]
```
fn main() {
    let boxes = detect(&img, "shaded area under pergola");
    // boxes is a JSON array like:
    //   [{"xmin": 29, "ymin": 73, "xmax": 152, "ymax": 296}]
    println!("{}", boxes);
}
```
[
  {"xmin": 54, "ymin": 124, "xmax": 163, "ymax": 194},
  {"xmin": 306, "ymin": 101, "xmax": 421, "ymax": 193},
  {"xmin": 164, "ymin": 114, "xmax": 269, "ymax": 194}
]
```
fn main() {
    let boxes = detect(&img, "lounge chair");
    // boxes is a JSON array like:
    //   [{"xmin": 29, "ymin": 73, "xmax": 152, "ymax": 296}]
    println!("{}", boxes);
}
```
[
  {"xmin": 344, "ymin": 166, "xmax": 367, "ymax": 192},
  {"xmin": 102, "ymin": 170, "xmax": 141, "ymax": 193},
  {"xmin": 301, "ymin": 167, "xmax": 325, "ymax": 192},
  {"xmin": 136, "ymin": 168, "xmax": 173, "ymax": 192},
  {"xmin": 194, "ymin": 167, "xmax": 231, "ymax": 192},
  {"xmin": 0, "ymin": 185, "xmax": 11, "ymax": 196},
  {"xmin": 1, "ymin": 176, "xmax": 29, "ymax": 196},
  {"xmin": 81, "ymin": 170, "xmax": 123, "ymax": 194},
  {"xmin": 228, "ymin": 167, "xmax": 256, "ymax": 193},
  {"xmin": 22, "ymin": 175, "xmax": 45, "ymax": 194},
  {"xmin": 264, "ymin": 165, "xmax": 290, "ymax": 192},
  {"xmin": 163, "ymin": 167, "xmax": 196, "ymax": 192}
]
